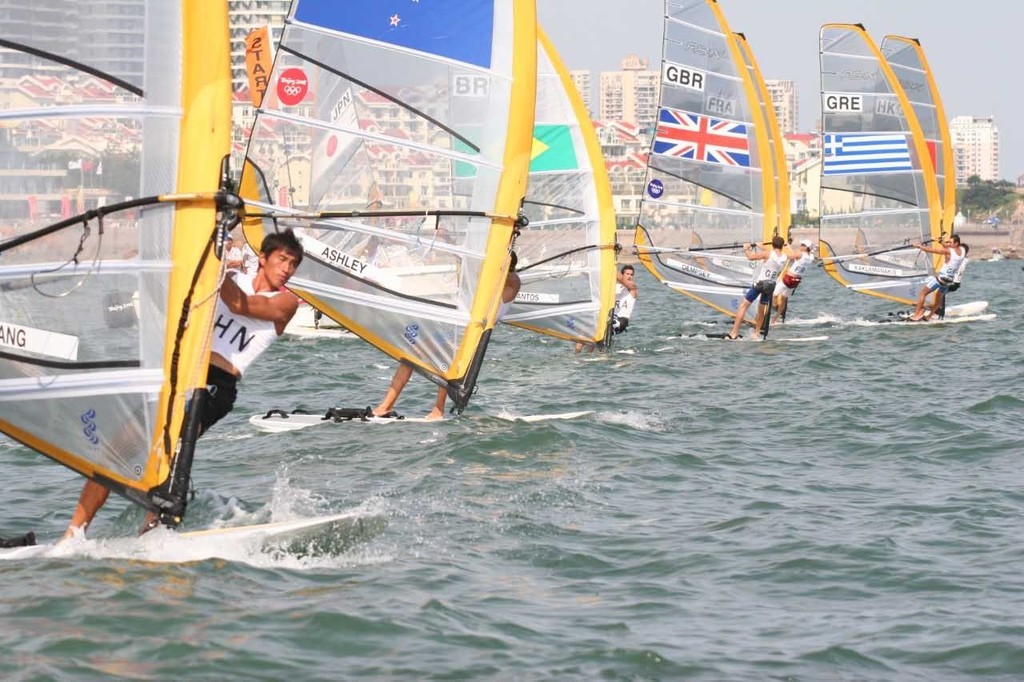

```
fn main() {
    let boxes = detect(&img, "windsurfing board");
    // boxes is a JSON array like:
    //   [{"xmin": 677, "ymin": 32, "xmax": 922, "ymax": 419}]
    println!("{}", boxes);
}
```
[
  {"xmin": 285, "ymin": 327, "xmax": 358, "ymax": 340},
  {"xmin": 249, "ymin": 411, "xmax": 442, "ymax": 433},
  {"xmin": 250, "ymin": 409, "xmax": 594, "ymax": 432},
  {"xmin": 674, "ymin": 333, "xmax": 829, "ymax": 343},
  {"xmin": 874, "ymin": 312, "xmax": 996, "ymax": 326},
  {"xmin": 0, "ymin": 512, "xmax": 367, "ymax": 560},
  {"xmin": 177, "ymin": 511, "xmax": 365, "ymax": 544}
]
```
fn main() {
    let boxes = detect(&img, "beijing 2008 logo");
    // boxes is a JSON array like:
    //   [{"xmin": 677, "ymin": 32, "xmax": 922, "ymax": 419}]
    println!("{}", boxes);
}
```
[
  {"xmin": 276, "ymin": 68, "xmax": 309, "ymax": 106},
  {"xmin": 647, "ymin": 178, "xmax": 664, "ymax": 199}
]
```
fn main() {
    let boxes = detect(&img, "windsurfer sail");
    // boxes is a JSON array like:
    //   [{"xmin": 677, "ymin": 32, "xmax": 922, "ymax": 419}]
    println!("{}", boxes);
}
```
[
  {"xmin": 239, "ymin": 0, "xmax": 538, "ymax": 414},
  {"xmin": 880, "ymin": 35, "xmax": 956, "ymax": 240},
  {"xmin": 633, "ymin": 0, "xmax": 778, "ymax": 331},
  {"xmin": 0, "ymin": 1, "xmax": 236, "ymax": 527},
  {"xmin": 817, "ymin": 23, "xmax": 941, "ymax": 306},
  {"xmin": 501, "ymin": 27, "xmax": 618, "ymax": 347}
]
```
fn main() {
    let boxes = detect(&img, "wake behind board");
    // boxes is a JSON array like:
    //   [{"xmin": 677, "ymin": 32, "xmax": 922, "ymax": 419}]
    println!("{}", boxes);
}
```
[{"xmin": 496, "ymin": 410, "xmax": 593, "ymax": 423}]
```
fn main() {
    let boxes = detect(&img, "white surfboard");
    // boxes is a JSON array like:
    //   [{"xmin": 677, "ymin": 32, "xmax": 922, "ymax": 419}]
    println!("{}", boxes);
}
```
[
  {"xmin": 249, "ymin": 411, "xmax": 444, "ymax": 433},
  {"xmin": 0, "ymin": 512, "xmax": 368, "ymax": 560},
  {"xmin": 674, "ymin": 333, "xmax": 829, "ymax": 343},
  {"xmin": 0, "ymin": 542, "xmax": 49, "ymax": 560},
  {"xmin": 873, "ymin": 311, "xmax": 996, "ymax": 326}
]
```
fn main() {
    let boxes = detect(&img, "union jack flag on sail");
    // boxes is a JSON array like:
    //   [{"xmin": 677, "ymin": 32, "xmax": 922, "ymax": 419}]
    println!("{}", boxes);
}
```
[{"xmin": 652, "ymin": 107, "xmax": 750, "ymax": 167}]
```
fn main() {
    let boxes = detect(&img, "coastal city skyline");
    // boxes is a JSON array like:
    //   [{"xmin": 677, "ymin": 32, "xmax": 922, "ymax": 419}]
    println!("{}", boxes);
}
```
[{"xmin": 539, "ymin": 0, "xmax": 1022, "ymax": 181}]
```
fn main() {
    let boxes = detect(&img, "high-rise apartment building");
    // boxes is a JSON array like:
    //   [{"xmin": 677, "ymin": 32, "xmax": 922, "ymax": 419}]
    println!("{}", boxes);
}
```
[
  {"xmin": 0, "ymin": 1, "xmax": 144, "ymax": 86},
  {"xmin": 569, "ymin": 70, "xmax": 592, "ymax": 119},
  {"xmin": 598, "ymin": 55, "xmax": 659, "ymax": 131},
  {"xmin": 765, "ymin": 80, "xmax": 798, "ymax": 134},
  {"xmin": 949, "ymin": 115, "xmax": 999, "ymax": 183}
]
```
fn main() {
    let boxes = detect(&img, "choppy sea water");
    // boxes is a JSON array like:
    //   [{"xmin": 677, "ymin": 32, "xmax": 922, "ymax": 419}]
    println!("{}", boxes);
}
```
[{"xmin": 2, "ymin": 261, "xmax": 1023, "ymax": 680}]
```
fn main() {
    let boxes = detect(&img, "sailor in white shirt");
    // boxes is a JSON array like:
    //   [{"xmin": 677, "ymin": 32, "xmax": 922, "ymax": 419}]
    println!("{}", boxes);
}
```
[
  {"xmin": 575, "ymin": 264, "xmax": 638, "ymax": 354},
  {"xmin": 909, "ymin": 234, "xmax": 965, "ymax": 321},
  {"xmin": 727, "ymin": 235, "xmax": 793, "ymax": 340},
  {"xmin": 772, "ymin": 239, "xmax": 815, "ymax": 323},
  {"xmin": 65, "ymin": 230, "xmax": 304, "ymax": 540}
]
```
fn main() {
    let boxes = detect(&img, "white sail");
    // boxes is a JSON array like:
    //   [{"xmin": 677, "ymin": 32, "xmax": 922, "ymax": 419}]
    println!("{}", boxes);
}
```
[
  {"xmin": 502, "ymin": 28, "xmax": 617, "ymax": 345},
  {"xmin": 818, "ymin": 24, "xmax": 941, "ymax": 306},
  {"xmin": 240, "ymin": 0, "xmax": 537, "ymax": 412},
  {"xmin": 880, "ymin": 35, "xmax": 956, "ymax": 233}
]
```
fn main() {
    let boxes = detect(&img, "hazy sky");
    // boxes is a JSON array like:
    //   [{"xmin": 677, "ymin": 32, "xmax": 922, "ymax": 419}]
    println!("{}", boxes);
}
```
[{"xmin": 539, "ymin": 1, "xmax": 1022, "ymax": 180}]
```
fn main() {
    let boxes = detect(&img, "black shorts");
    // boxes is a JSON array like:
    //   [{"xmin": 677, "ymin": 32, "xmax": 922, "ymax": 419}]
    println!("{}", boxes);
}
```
[{"xmin": 200, "ymin": 364, "xmax": 238, "ymax": 436}]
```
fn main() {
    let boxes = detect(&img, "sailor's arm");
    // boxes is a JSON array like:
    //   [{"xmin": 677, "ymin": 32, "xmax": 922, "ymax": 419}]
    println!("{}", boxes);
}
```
[
  {"xmin": 501, "ymin": 271, "xmax": 522, "ymax": 303},
  {"xmin": 742, "ymin": 243, "xmax": 766, "ymax": 261},
  {"xmin": 219, "ymin": 276, "xmax": 299, "ymax": 328},
  {"xmin": 911, "ymin": 241, "xmax": 945, "ymax": 255}
]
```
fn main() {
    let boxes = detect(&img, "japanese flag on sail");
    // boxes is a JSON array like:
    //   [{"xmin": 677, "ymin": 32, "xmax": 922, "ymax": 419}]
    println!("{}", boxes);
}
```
[
  {"xmin": 652, "ymin": 107, "xmax": 750, "ymax": 167},
  {"xmin": 822, "ymin": 133, "xmax": 912, "ymax": 175},
  {"xmin": 309, "ymin": 85, "xmax": 361, "ymax": 210}
]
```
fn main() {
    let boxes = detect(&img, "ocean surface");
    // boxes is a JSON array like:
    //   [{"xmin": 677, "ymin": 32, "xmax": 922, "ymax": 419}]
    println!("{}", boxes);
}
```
[{"xmin": 2, "ymin": 260, "xmax": 1022, "ymax": 680}]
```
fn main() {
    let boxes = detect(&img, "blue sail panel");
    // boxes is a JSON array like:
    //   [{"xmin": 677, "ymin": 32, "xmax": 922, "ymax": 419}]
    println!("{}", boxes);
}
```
[{"xmin": 294, "ymin": 0, "xmax": 494, "ymax": 68}]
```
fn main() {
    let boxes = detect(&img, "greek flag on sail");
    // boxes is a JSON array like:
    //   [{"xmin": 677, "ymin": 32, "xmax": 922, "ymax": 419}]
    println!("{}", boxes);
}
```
[{"xmin": 822, "ymin": 132, "xmax": 912, "ymax": 175}]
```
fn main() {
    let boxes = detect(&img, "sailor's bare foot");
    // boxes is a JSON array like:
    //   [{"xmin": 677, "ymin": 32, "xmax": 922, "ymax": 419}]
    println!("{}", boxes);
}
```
[{"xmin": 425, "ymin": 409, "xmax": 444, "ymax": 421}]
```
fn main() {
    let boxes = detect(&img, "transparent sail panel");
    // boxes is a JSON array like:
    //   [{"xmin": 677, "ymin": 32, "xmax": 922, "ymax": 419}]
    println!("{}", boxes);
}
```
[
  {"xmin": 0, "ymin": 1, "xmax": 182, "ymax": 482},
  {"xmin": 880, "ymin": 36, "xmax": 955, "ymax": 228},
  {"xmin": 503, "ymin": 30, "xmax": 614, "ymax": 344}
]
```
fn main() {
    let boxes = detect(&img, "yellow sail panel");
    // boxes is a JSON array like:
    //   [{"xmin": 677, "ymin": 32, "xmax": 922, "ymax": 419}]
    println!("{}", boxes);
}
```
[
  {"xmin": 245, "ymin": 26, "xmax": 273, "ymax": 108},
  {"xmin": 456, "ymin": 0, "xmax": 538, "ymax": 375},
  {"xmin": 503, "ymin": 27, "xmax": 617, "ymax": 345},
  {"xmin": 146, "ymin": 0, "xmax": 233, "ymax": 489}
]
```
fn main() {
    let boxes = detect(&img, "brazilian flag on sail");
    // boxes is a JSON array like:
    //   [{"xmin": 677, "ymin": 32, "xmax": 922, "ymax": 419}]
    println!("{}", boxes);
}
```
[
  {"xmin": 529, "ymin": 124, "xmax": 577, "ymax": 172},
  {"xmin": 454, "ymin": 124, "xmax": 577, "ymax": 177}
]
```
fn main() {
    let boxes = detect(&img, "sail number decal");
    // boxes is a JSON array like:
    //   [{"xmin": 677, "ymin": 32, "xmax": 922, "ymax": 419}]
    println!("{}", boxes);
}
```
[
  {"xmin": 822, "ymin": 93, "xmax": 862, "ymax": 112},
  {"xmin": 847, "ymin": 263, "xmax": 903, "ymax": 277},
  {"xmin": 663, "ymin": 60, "xmax": 705, "ymax": 92}
]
